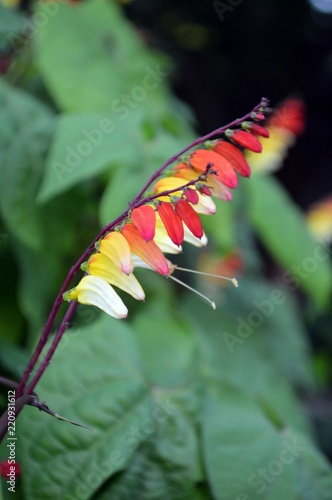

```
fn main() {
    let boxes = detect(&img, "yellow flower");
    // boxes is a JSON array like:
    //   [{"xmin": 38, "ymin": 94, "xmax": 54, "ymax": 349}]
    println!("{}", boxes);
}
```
[{"xmin": 63, "ymin": 276, "xmax": 128, "ymax": 319}]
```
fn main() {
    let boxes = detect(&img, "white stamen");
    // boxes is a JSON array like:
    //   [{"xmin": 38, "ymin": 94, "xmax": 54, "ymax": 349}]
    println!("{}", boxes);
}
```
[
  {"xmin": 169, "ymin": 275, "xmax": 216, "ymax": 309},
  {"xmin": 174, "ymin": 266, "xmax": 238, "ymax": 288}
]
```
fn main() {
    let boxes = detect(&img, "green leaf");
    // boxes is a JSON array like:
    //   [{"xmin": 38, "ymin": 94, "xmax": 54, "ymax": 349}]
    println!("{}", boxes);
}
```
[
  {"xmin": 34, "ymin": 0, "xmax": 170, "ymax": 113},
  {"xmin": 181, "ymin": 292, "xmax": 312, "ymax": 435},
  {"xmin": 202, "ymin": 383, "xmax": 332, "ymax": 500},
  {"xmin": 37, "ymin": 111, "xmax": 143, "ymax": 203},
  {"xmin": 132, "ymin": 300, "xmax": 198, "ymax": 387},
  {"xmin": 0, "ymin": 5, "xmax": 23, "ymax": 43},
  {"xmin": 246, "ymin": 175, "xmax": 332, "ymax": 308},
  {"xmin": 99, "ymin": 124, "xmax": 194, "ymax": 226},
  {"xmin": 14, "ymin": 245, "xmax": 63, "ymax": 347},
  {"xmin": 18, "ymin": 316, "xmax": 152, "ymax": 500},
  {"xmin": 0, "ymin": 81, "xmax": 54, "ymax": 249}
]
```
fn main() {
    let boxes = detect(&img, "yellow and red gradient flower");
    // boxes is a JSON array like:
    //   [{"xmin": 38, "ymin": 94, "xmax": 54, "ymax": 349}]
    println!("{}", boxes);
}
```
[
  {"xmin": 307, "ymin": 196, "xmax": 332, "ymax": 243},
  {"xmin": 245, "ymin": 98, "xmax": 305, "ymax": 174},
  {"xmin": 63, "ymin": 118, "xmax": 267, "ymax": 318}
]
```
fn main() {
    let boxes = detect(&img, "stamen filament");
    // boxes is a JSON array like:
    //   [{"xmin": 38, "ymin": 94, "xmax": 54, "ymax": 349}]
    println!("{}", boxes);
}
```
[
  {"xmin": 169, "ymin": 275, "xmax": 216, "ymax": 309},
  {"xmin": 173, "ymin": 266, "xmax": 238, "ymax": 287}
]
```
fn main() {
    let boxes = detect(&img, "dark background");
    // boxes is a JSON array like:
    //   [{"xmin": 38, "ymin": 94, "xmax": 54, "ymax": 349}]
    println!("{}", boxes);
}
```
[{"xmin": 125, "ymin": 0, "xmax": 332, "ymax": 209}]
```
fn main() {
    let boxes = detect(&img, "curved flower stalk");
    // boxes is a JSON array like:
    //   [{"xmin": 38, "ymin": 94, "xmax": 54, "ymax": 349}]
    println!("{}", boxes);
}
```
[
  {"xmin": 63, "ymin": 113, "xmax": 270, "ymax": 318},
  {"xmin": 0, "ymin": 98, "xmax": 271, "ymax": 443}
]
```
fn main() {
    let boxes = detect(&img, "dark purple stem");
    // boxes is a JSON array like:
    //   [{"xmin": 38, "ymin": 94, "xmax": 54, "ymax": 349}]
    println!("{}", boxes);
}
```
[{"xmin": 15, "ymin": 98, "xmax": 269, "ymax": 403}]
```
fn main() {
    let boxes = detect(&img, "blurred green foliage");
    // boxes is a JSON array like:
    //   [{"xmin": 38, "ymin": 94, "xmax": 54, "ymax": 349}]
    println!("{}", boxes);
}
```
[{"xmin": 0, "ymin": 1, "xmax": 332, "ymax": 499}]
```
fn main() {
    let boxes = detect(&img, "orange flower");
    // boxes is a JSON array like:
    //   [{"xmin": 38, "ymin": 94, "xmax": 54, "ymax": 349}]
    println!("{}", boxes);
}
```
[
  {"xmin": 131, "ymin": 205, "xmax": 156, "ymax": 242},
  {"xmin": 210, "ymin": 141, "xmax": 251, "ymax": 177},
  {"xmin": 173, "ymin": 162, "xmax": 232, "ymax": 201},
  {"xmin": 121, "ymin": 223, "xmax": 170, "ymax": 276},
  {"xmin": 246, "ymin": 98, "xmax": 305, "ymax": 174},
  {"xmin": 189, "ymin": 149, "xmax": 238, "ymax": 188},
  {"xmin": 268, "ymin": 98, "xmax": 305, "ymax": 136}
]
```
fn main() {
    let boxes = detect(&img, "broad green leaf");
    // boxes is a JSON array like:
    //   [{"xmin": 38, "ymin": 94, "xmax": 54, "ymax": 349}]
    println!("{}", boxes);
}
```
[
  {"xmin": 37, "ymin": 112, "xmax": 143, "ymax": 203},
  {"xmin": 18, "ymin": 316, "xmax": 152, "ymax": 500},
  {"xmin": 95, "ymin": 379, "xmax": 201, "ymax": 498},
  {"xmin": 99, "ymin": 123, "xmax": 194, "ymax": 226},
  {"xmin": 0, "ymin": 340, "xmax": 29, "ymax": 380},
  {"xmin": 96, "ymin": 432, "xmax": 199, "ymax": 500},
  {"xmin": 14, "ymin": 245, "xmax": 63, "ymax": 348},
  {"xmin": 224, "ymin": 276, "xmax": 314, "ymax": 389},
  {"xmin": 132, "ymin": 300, "xmax": 197, "ymax": 387},
  {"xmin": 246, "ymin": 176, "xmax": 332, "ymax": 308},
  {"xmin": 202, "ymin": 383, "xmax": 332, "ymax": 500},
  {"xmin": 34, "ymin": 0, "xmax": 170, "ymax": 113},
  {"xmin": 181, "ymin": 293, "xmax": 312, "ymax": 434},
  {"xmin": 0, "ymin": 81, "xmax": 54, "ymax": 249},
  {"xmin": 99, "ymin": 167, "xmax": 145, "ymax": 227},
  {"xmin": 0, "ymin": 5, "xmax": 23, "ymax": 45}
]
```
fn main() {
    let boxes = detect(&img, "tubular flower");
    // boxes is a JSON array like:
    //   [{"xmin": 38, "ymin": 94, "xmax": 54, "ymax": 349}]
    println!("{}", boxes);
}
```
[
  {"xmin": 174, "ymin": 199, "xmax": 203, "ymax": 239},
  {"xmin": 226, "ymin": 129, "xmax": 262, "ymax": 153},
  {"xmin": 246, "ymin": 98, "xmax": 305, "ymax": 174},
  {"xmin": 83, "ymin": 253, "xmax": 145, "ymax": 300},
  {"xmin": 189, "ymin": 150, "xmax": 238, "ymax": 188},
  {"xmin": 131, "ymin": 205, "xmax": 156, "ymax": 242},
  {"xmin": 121, "ymin": 223, "xmax": 170, "ymax": 276},
  {"xmin": 209, "ymin": 141, "xmax": 251, "ymax": 177},
  {"xmin": 63, "ymin": 102, "xmax": 269, "ymax": 317},
  {"xmin": 173, "ymin": 162, "xmax": 233, "ymax": 201},
  {"xmin": 153, "ymin": 176, "xmax": 216, "ymax": 214},
  {"xmin": 97, "ymin": 231, "xmax": 133, "ymax": 275},
  {"xmin": 241, "ymin": 121, "xmax": 270, "ymax": 138},
  {"xmin": 157, "ymin": 201, "xmax": 184, "ymax": 246},
  {"xmin": 63, "ymin": 276, "xmax": 128, "ymax": 319},
  {"xmin": 154, "ymin": 213, "xmax": 183, "ymax": 254}
]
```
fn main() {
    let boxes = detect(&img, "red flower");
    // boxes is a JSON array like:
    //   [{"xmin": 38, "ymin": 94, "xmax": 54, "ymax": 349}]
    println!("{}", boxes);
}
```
[
  {"xmin": 189, "ymin": 150, "xmax": 238, "ymax": 188},
  {"xmin": 184, "ymin": 188, "xmax": 199, "ymax": 205},
  {"xmin": 196, "ymin": 183, "xmax": 212, "ymax": 196},
  {"xmin": 157, "ymin": 202, "xmax": 184, "ymax": 246},
  {"xmin": 211, "ymin": 140, "xmax": 251, "ymax": 177},
  {"xmin": 174, "ymin": 199, "xmax": 203, "ymax": 239},
  {"xmin": 131, "ymin": 205, "xmax": 156, "ymax": 242},
  {"xmin": 242, "ymin": 122, "xmax": 270, "ymax": 138},
  {"xmin": 267, "ymin": 98, "xmax": 305, "ymax": 136},
  {"xmin": 227, "ymin": 130, "xmax": 262, "ymax": 153}
]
